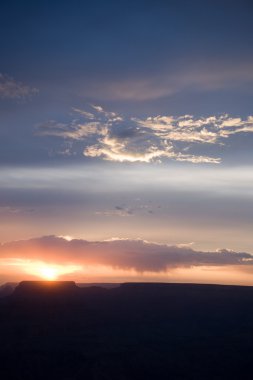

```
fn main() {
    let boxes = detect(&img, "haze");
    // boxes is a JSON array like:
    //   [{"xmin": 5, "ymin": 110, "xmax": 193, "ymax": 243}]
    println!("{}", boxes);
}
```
[{"xmin": 1, "ymin": 0, "xmax": 253, "ymax": 285}]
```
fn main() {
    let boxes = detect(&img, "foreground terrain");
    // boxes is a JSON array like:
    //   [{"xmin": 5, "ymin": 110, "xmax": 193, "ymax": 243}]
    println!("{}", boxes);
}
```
[{"xmin": 1, "ymin": 281, "xmax": 253, "ymax": 379}]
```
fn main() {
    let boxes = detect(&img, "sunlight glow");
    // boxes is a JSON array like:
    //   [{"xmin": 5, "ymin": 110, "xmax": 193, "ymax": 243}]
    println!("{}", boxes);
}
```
[
  {"xmin": 1, "ymin": 257, "xmax": 253, "ymax": 286},
  {"xmin": 0, "ymin": 258, "xmax": 82, "ymax": 281},
  {"xmin": 39, "ymin": 266, "xmax": 58, "ymax": 281},
  {"xmin": 25, "ymin": 262, "xmax": 82, "ymax": 281}
]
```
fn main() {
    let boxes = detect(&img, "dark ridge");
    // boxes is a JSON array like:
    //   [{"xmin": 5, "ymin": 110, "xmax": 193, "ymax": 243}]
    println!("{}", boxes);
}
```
[
  {"xmin": 13, "ymin": 280, "xmax": 78, "ymax": 296},
  {"xmin": 0, "ymin": 282, "xmax": 120, "ymax": 298},
  {"xmin": 11, "ymin": 281, "xmax": 83, "ymax": 303},
  {"xmin": 78, "ymin": 282, "xmax": 121, "ymax": 289},
  {"xmin": 1, "ymin": 282, "xmax": 253, "ymax": 379},
  {"xmin": 8, "ymin": 280, "xmax": 253, "ymax": 301},
  {"xmin": 0, "ymin": 282, "xmax": 18, "ymax": 298},
  {"xmin": 11, "ymin": 280, "xmax": 108, "ymax": 302}
]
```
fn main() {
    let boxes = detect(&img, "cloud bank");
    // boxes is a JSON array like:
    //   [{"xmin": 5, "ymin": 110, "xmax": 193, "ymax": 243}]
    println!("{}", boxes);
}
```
[
  {"xmin": 1, "ymin": 235, "xmax": 253, "ymax": 274},
  {"xmin": 37, "ymin": 106, "xmax": 253, "ymax": 164}
]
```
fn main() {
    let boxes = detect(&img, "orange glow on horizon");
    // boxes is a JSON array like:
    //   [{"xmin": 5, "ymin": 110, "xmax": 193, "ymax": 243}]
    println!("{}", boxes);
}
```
[
  {"xmin": 38, "ymin": 266, "xmax": 59, "ymax": 281},
  {"xmin": 24, "ymin": 262, "xmax": 83, "ymax": 281},
  {"xmin": 1, "ymin": 257, "xmax": 253, "ymax": 286},
  {"xmin": 0, "ymin": 258, "xmax": 82, "ymax": 281}
]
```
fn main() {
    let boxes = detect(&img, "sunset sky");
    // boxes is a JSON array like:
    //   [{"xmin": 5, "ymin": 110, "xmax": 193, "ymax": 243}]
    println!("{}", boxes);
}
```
[{"xmin": 1, "ymin": 0, "xmax": 253, "ymax": 284}]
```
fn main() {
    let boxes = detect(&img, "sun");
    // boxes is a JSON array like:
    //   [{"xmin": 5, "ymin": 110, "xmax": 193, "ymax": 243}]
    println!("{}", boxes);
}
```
[
  {"xmin": 21, "ymin": 260, "xmax": 82, "ymax": 281},
  {"xmin": 39, "ymin": 266, "xmax": 58, "ymax": 281}
]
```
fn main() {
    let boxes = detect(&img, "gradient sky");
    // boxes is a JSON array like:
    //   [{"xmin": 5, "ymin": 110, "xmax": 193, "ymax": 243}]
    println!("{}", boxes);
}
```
[{"xmin": 1, "ymin": 0, "xmax": 253, "ymax": 284}]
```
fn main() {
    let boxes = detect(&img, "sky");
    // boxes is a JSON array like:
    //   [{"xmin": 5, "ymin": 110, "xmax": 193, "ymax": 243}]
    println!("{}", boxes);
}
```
[{"xmin": 1, "ymin": 0, "xmax": 253, "ymax": 284}]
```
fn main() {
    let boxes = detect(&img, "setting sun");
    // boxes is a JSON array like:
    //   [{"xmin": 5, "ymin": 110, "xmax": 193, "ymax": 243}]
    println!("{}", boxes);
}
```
[
  {"xmin": 0, "ymin": 259, "xmax": 83, "ymax": 281},
  {"xmin": 26, "ymin": 262, "xmax": 82, "ymax": 281},
  {"xmin": 39, "ymin": 266, "xmax": 58, "ymax": 281}
]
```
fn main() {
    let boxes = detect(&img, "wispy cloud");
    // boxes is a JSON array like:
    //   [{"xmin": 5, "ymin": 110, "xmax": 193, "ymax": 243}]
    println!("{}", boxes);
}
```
[
  {"xmin": 95, "ymin": 206, "xmax": 133, "ymax": 217},
  {"xmin": 77, "ymin": 62, "xmax": 253, "ymax": 101},
  {"xmin": 0, "ymin": 73, "xmax": 38, "ymax": 100},
  {"xmin": 37, "ymin": 106, "xmax": 253, "ymax": 164},
  {"xmin": 0, "ymin": 206, "xmax": 34, "ymax": 215}
]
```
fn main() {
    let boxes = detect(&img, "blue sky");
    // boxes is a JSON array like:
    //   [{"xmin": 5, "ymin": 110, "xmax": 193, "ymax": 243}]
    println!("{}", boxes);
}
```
[{"xmin": 0, "ymin": 0, "xmax": 253, "ymax": 283}]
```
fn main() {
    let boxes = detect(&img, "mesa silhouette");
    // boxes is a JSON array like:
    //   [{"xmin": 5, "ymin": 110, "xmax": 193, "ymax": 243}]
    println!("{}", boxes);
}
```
[{"xmin": 1, "ymin": 281, "xmax": 253, "ymax": 379}]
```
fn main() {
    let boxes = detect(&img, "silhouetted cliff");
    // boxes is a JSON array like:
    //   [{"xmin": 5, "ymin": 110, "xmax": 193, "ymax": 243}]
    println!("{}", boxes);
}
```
[
  {"xmin": 1, "ymin": 282, "xmax": 253, "ymax": 379},
  {"xmin": 13, "ymin": 280, "xmax": 79, "ymax": 297}
]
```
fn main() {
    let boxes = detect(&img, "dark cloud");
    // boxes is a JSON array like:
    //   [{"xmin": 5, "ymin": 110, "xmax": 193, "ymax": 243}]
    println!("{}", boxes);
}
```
[
  {"xmin": 115, "ymin": 206, "xmax": 124, "ymax": 210},
  {"xmin": 1, "ymin": 236, "xmax": 253, "ymax": 273}
]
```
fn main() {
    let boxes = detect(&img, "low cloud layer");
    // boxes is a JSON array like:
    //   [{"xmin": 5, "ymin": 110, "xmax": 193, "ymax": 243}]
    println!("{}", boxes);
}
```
[
  {"xmin": 37, "ymin": 106, "xmax": 253, "ymax": 164},
  {"xmin": 0, "ymin": 73, "xmax": 38, "ymax": 100},
  {"xmin": 1, "ymin": 235, "xmax": 253, "ymax": 273}
]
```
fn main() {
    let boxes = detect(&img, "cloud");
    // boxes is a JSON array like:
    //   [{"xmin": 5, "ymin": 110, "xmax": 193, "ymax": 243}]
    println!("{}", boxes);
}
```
[
  {"xmin": 37, "ymin": 120, "xmax": 106, "ymax": 140},
  {"xmin": 37, "ymin": 107, "xmax": 253, "ymax": 164},
  {"xmin": 77, "ymin": 62, "xmax": 253, "ymax": 101},
  {"xmin": 134, "ymin": 114, "xmax": 253, "ymax": 144},
  {"xmin": 1, "ymin": 235, "xmax": 253, "ymax": 273},
  {"xmin": 0, "ymin": 73, "xmax": 38, "ymax": 100},
  {"xmin": 0, "ymin": 206, "xmax": 34, "ymax": 215},
  {"xmin": 95, "ymin": 206, "xmax": 133, "ymax": 217}
]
